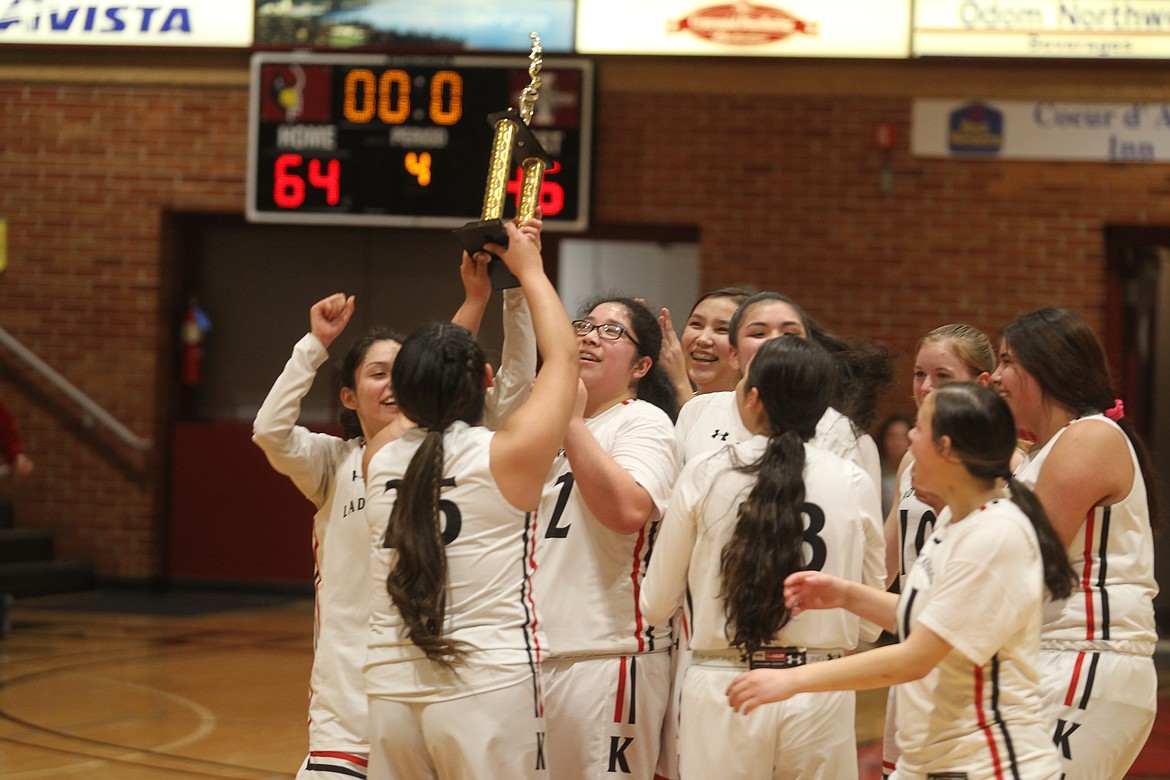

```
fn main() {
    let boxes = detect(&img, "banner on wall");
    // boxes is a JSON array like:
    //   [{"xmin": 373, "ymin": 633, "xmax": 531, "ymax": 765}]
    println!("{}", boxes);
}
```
[
  {"xmin": 256, "ymin": 0, "xmax": 575, "ymax": 52},
  {"xmin": 912, "ymin": 99, "xmax": 1170, "ymax": 161},
  {"xmin": 0, "ymin": 0, "xmax": 253, "ymax": 46},
  {"xmin": 576, "ymin": 0, "xmax": 910, "ymax": 57},
  {"xmin": 914, "ymin": 0, "xmax": 1170, "ymax": 58}
]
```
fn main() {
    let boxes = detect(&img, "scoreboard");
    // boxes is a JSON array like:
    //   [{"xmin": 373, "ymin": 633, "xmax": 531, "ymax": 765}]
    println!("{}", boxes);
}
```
[{"xmin": 246, "ymin": 52, "xmax": 593, "ymax": 230}]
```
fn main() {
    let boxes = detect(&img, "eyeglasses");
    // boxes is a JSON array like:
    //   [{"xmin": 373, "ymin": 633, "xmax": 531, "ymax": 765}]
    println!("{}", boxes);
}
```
[{"xmin": 572, "ymin": 319, "xmax": 641, "ymax": 351}]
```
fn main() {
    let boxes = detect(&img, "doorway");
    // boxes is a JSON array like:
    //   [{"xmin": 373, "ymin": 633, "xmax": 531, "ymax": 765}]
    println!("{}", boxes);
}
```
[
  {"xmin": 1105, "ymin": 225, "xmax": 1170, "ymax": 631},
  {"xmin": 158, "ymin": 215, "xmax": 701, "ymax": 586}
]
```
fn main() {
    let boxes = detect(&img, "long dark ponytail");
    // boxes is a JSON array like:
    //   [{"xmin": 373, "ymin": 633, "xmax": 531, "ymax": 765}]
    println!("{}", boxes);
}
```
[
  {"xmin": 719, "ymin": 336, "xmax": 835, "ymax": 657},
  {"xmin": 930, "ymin": 383, "xmax": 1076, "ymax": 599},
  {"xmin": 382, "ymin": 322, "xmax": 487, "ymax": 669}
]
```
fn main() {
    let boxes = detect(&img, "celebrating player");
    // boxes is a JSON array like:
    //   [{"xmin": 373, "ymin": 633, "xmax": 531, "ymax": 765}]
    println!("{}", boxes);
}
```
[
  {"xmin": 362, "ymin": 220, "xmax": 577, "ymax": 780},
  {"xmin": 656, "ymin": 287, "xmax": 751, "ymax": 409},
  {"xmin": 878, "ymin": 323, "xmax": 995, "ymax": 778},
  {"xmin": 728, "ymin": 382, "xmax": 1074, "ymax": 779},
  {"xmin": 642, "ymin": 335, "xmax": 885, "ymax": 779},
  {"xmin": 994, "ymin": 307, "xmax": 1160, "ymax": 780},
  {"xmin": 674, "ymin": 291, "xmax": 889, "ymax": 483},
  {"xmin": 534, "ymin": 296, "xmax": 681, "ymax": 780},
  {"xmin": 253, "ymin": 218, "xmax": 541, "ymax": 779}
]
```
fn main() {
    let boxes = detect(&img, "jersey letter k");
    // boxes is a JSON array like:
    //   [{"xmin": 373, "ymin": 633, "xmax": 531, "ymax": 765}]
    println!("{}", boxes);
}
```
[
  {"xmin": 608, "ymin": 736, "xmax": 634, "ymax": 773},
  {"xmin": 1053, "ymin": 719, "xmax": 1081, "ymax": 759}
]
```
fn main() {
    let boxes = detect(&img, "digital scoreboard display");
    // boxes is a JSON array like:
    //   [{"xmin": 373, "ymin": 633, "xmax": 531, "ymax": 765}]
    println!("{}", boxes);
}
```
[{"xmin": 246, "ymin": 53, "xmax": 593, "ymax": 230}]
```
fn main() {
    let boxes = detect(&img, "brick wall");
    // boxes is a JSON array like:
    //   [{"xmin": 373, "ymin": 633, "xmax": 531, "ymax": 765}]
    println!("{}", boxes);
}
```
[
  {"xmin": 2, "ymin": 57, "xmax": 1169, "ymax": 579},
  {"xmin": 0, "ymin": 78, "xmax": 250, "ymax": 579}
]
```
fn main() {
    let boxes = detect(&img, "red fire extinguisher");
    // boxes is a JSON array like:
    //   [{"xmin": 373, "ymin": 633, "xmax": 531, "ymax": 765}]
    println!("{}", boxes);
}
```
[{"xmin": 181, "ymin": 298, "xmax": 210, "ymax": 386}]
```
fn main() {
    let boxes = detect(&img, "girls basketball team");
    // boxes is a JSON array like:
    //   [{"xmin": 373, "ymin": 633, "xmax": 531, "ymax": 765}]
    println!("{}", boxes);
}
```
[{"xmin": 257, "ymin": 216, "xmax": 1158, "ymax": 780}]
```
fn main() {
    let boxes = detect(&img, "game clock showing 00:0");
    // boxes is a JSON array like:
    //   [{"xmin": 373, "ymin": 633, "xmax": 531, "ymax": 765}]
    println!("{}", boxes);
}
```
[{"xmin": 246, "ymin": 53, "xmax": 593, "ymax": 230}]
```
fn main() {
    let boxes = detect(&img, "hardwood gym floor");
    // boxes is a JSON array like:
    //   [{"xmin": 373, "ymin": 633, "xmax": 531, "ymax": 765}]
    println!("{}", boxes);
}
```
[{"xmin": 0, "ymin": 590, "xmax": 1166, "ymax": 779}]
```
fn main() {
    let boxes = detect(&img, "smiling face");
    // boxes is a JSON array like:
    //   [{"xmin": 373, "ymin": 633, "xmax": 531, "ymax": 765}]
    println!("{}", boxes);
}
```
[
  {"xmin": 912, "ymin": 340, "xmax": 988, "ymax": 407},
  {"xmin": 731, "ymin": 300, "xmax": 808, "ymax": 370},
  {"xmin": 340, "ymin": 339, "xmax": 401, "ymax": 439},
  {"xmin": 681, "ymin": 295, "xmax": 740, "ymax": 394},
  {"xmin": 990, "ymin": 339, "xmax": 1043, "ymax": 432},
  {"xmin": 577, "ymin": 302, "xmax": 649, "ymax": 415}
]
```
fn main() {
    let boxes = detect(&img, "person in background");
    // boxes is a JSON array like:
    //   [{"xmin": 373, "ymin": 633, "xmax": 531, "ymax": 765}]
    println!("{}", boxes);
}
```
[
  {"xmin": 0, "ymin": 399, "xmax": 34, "ymax": 479},
  {"xmin": 729, "ymin": 382, "xmax": 1074, "ymax": 780},
  {"xmin": 875, "ymin": 414, "xmax": 911, "ymax": 516},
  {"xmin": 0, "ymin": 397, "xmax": 31, "ymax": 639},
  {"xmin": 994, "ymin": 307, "xmax": 1160, "ymax": 780}
]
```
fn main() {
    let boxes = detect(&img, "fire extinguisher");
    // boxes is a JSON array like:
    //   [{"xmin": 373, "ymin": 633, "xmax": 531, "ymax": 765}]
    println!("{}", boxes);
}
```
[{"xmin": 181, "ymin": 297, "xmax": 211, "ymax": 386}]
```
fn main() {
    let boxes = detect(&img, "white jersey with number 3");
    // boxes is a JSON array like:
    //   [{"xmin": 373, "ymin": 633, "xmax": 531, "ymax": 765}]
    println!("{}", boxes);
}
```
[{"xmin": 641, "ymin": 437, "xmax": 887, "ymax": 652}]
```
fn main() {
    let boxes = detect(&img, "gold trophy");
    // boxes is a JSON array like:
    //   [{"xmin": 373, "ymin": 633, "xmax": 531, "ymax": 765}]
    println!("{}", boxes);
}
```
[{"xmin": 454, "ymin": 33, "xmax": 552, "ymax": 289}]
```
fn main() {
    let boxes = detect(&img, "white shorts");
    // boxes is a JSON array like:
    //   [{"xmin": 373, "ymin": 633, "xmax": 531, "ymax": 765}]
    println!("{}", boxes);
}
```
[
  {"xmin": 543, "ymin": 653, "xmax": 671, "ymax": 780},
  {"xmin": 1038, "ymin": 648, "xmax": 1157, "ymax": 780},
  {"xmin": 655, "ymin": 612, "xmax": 689, "ymax": 780},
  {"xmin": 296, "ymin": 751, "xmax": 369, "ymax": 779},
  {"xmin": 366, "ymin": 679, "xmax": 548, "ymax": 780},
  {"xmin": 679, "ymin": 660, "xmax": 858, "ymax": 780}
]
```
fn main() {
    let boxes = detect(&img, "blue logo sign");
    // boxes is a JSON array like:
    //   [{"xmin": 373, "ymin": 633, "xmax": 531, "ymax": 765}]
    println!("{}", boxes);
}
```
[{"xmin": 948, "ymin": 103, "xmax": 1004, "ymax": 155}]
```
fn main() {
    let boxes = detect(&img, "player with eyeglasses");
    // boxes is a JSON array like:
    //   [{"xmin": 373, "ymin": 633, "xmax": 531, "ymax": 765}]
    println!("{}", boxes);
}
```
[
  {"xmin": 533, "ymin": 297, "xmax": 680, "ymax": 780},
  {"xmin": 572, "ymin": 318, "xmax": 640, "ymax": 345}
]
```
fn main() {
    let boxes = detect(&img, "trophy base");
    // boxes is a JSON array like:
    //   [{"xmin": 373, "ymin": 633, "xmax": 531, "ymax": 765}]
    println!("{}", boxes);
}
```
[{"xmin": 453, "ymin": 219, "xmax": 519, "ymax": 290}]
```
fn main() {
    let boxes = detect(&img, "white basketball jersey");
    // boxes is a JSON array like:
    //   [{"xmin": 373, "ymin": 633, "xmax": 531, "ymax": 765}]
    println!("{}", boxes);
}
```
[
  {"xmin": 894, "ymin": 499, "xmax": 1062, "ymax": 779},
  {"xmin": 642, "ymin": 438, "xmax": 886, "ymax": 652},
  {"xmin": 675, "ymin": 391, "xmax": 881, "ymax": 489},
  {"xmin": 533, "ymin": 399, "xmax": 680, "ymax": 657},
  {"xmin": 1015, "ymin": 414, "xmax": 1157, "ymax": 654},
  {"xmin": 253, "ymin": 333, "xmax": 374, "ymax": 751},
  {"xmin": 364, "ymin": 422, "xmax": 545, "ymax": 703},
  {"xmin": 893, "ymin": 459, "xmax": 941, "ymax": 589}
]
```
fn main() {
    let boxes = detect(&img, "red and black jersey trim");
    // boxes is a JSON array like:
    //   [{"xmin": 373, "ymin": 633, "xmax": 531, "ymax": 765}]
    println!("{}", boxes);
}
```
[
  {"xmin": 973, "ymin": 655, "xmax": 1022, "ymax": 780},
  {"xmin": 304, "ymin": 751, "xmax": 369, "ymax": 778},
  {"xmin": 612, "ymin": 654, "xmax": 639, "ymax": 725},
  {"xmin": 1064, "ymin": 650, "xmax": 1102, "ymax": 711},
  {"xmin": 519, "ymin": 509, "xmax": 545, "ymax": 718}
]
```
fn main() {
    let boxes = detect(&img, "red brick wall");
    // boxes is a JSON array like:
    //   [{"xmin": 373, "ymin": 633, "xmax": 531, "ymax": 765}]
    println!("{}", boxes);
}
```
[
  {"xmin": 2, "ymin": 58, "xmax": 1168, "ymax": 579},
  {"xmin": 594, "ymin": 87, "xmax": 1170, "ymax": 425},
  {"xmin": 0, "ymin": 78, "xmax": 250, "ymax": 579}
]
